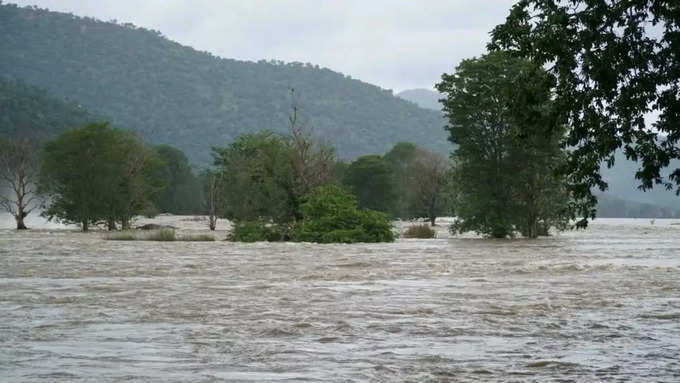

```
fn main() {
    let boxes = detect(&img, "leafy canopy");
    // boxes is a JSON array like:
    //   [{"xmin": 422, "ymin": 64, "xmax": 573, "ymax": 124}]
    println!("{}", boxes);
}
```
[
  {"xmin": 437, "ymin": 51, "xmax": 572, "ymax": 238},
  {"xmin": 490, "ymin": 0, "xmax": 680, "ymax": 222}
]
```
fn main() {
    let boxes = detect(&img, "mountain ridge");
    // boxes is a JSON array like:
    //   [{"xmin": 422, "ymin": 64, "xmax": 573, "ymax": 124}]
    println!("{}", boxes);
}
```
[{"xmin": 0, "ymin": 3, "xmax": 448, "ymax": 164}]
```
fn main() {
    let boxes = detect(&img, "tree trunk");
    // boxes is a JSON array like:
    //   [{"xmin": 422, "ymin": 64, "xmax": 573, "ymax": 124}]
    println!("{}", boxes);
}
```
[
  {"xmin": 15, "ymin": 214, "xmax": 27, "ymax": 230},
  {"xmin": 82, "ymin": 220, "xmax": 89, "ymax": 232},
  {"xmin": 107, "ymin": 218, "xmax": 117, "ymax": 231},
  {"xmin": 429, "ymin": 215, "xmax": 436, "ymax": 226}
]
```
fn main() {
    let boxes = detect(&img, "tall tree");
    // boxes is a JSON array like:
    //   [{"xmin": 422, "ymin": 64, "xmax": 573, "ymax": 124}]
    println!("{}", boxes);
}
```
[
  {"xmin": 40, "ymin": 123, "xmax": 160, "ymax": 231},
  {"xmin": 213, "ymin": 132, "xmax": 299, "ymax": 224},
  {"xmin": 436, "ymin": 51, "xmax": 571, "ymax": 238},
  {"xmin": 0, "ymin": 135, "xmax": 40, "ymax": 229},
  {"xmin": 343, "ymin": 155, "xmax": 398, "ymax": 214},
  {"xmin": 405, "ymin": 149, "xmax": 450, "ymax": 226},
  {"xmin": 153, "ymin": 145, "xmax": 202, "ymax": 215},
  {"xmin": 490, "ymin": 0, "xmax": 680, "ymax": 225},
  {"xmin": 287, "ymin": 89, "xmax": 336, "ymax": 196}
]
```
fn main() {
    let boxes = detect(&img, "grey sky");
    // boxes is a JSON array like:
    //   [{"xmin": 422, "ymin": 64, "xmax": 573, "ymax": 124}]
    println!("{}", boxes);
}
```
[{"xmin": 11, "ymin": 0, "xmax": 515, "ymax": 91}]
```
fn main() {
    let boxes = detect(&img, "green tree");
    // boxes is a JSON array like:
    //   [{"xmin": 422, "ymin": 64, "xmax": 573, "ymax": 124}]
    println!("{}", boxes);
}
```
[
  {"xmin": 436, "ymin": 51, "xmax": 571, "ymax": 238},
  {"xmin": 40, "ymin": 123, "xmax": 160, "ymax": 231},
  {"xmin": 490, "ymin": 0, "xmax": 680, "ymax": 225},
  {"xmin": 343, "ymin": 155, "xmax": 397, "ymax": 214},
  {"xmin": 404, "ymin": 149, "xmax": 450, "ymax": 226},
  {"xmin": 213, "ymin": 132, "xmax": 299, "ymax": 224},
  {"xmin": 153, "ymin": 145, "xmax": 202, "ymax": 214},
  {"xmin": 384, "ymin": 142, "xmax": 418, "ymax": 217}
]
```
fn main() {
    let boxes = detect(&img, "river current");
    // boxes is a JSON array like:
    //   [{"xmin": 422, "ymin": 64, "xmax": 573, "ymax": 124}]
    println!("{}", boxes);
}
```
[{"xmin": 1, "ymin": 217, "xmax": 679, "ymax": 382}]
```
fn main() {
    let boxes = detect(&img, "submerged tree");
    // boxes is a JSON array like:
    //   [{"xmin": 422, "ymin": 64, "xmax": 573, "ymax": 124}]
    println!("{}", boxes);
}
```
[
  {"xmin": 343, "ymin": 155, "xmax": 398, "ymax": 215},
  {"xmin": 152, "ymin": 145, "xmax": 202, "ymax": 215},
  {"xmin": 201, "ymin": 169, "xmax": 221, "ymax": 231},
  {"xmin": 213, "ymin": 132, "xmax": 299, "ymax": 224},
  {"xmin": 490, "ymin": 0, "xmax": 680, "ymax": 225},
  {"xmin": 437, "ymin": 51, "xmax": 571, "ymax": 238},
  {"xmin": 288, "ymin": 89, "xmax": 336, "ymax": 196},
  {"xmin": 40, "ymin": 123, "xmax": 161, "ymax": 231},
  {"xmin": 0, "ymin": 135, "xmax": 40, "ymax": 229},
  {"xmin": 405, "ymin": 149, "xmax": 450, "ymax": 226}
]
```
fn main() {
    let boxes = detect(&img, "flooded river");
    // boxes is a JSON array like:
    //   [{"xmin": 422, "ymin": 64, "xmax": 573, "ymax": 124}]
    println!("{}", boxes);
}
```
[{"xmin": 1, "ymin": 218, "xmax": 679, "ymax": 381}]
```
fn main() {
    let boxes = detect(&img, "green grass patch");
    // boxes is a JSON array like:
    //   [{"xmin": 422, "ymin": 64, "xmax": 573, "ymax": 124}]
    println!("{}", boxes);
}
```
[
  {"xmin": 104, "ymin": 229, "xmax": 214, "ymax": 242},
  {"xmin": 146, "ymin": 229, "xmax": 176, "ymax": 241}
]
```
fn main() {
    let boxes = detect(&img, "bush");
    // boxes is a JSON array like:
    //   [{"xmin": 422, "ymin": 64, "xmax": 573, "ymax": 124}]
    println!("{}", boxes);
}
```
[
  {"xmin": 227, "ymin": 220, "xmax": 290, "ymax": 242},
  {"xmin": 403, "ymin": 224, "xmax": 436, "ymax": 238},
  {"xmin": 294, "ymin": 185, "xmax": 394, "ymax": 243}
]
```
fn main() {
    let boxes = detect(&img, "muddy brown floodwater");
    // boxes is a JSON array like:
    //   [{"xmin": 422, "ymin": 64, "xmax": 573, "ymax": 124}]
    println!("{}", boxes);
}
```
[{"xmin": 1, "ymin": 218, "xmax": 679, "ymax": 382}]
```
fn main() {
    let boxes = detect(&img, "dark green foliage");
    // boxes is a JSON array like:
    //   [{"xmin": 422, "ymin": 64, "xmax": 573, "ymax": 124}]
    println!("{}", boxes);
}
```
[
  {"xmin": 40, "ymin": 123, "xmax": 162, "ymax": 231},
  {"xmin": 403, "ymin": 224, "xmax": 436, "ymax": 239},
  {"xmin": 490, "ymin": 0, "xmax": 680, "ymax": 225},
  {"xmin": 0, "ymin": 3, "xmax": 447, "ymax": 164},
  {"xmin": 384, "ymin": 142, "xmax": 450, "ymax": 223},
  {"xmin": 437, "ymin": 52, "xmax": 572, "ymax": 238},
  {"xmin": 152, "ymin": 145, "xmax": 203, "ymax": 214},
  {"xmin": 227, "ymin": 220, "xmax": 288, "ymax": 242},
  {"xmin": 0, "ymin": 77, "xmax": 99, "ymax": 139},
  {"xmin": 294, "ymin": 185, "xmax": 394, "ymax": 243},
  {"xmin": 213, "ymin": 132, "xmax": 299, "ymax": 224},
  {"xmin": 343, "ymin": 155, "xmax": 397, "ymax": 214}
]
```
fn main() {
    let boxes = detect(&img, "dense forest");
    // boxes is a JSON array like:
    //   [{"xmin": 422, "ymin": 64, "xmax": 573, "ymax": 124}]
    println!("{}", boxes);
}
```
[
  {"xmin": 0, "ymin": 76, "xmax": 102, "ymax": 138},
  {"xmin": 0, "ymin": 3, "xmax": 447, "ymax": 164}
]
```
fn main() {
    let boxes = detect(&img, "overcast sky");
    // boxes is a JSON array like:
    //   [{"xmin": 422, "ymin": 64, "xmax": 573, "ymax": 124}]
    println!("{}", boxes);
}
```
[{"xmin": 11, "ymin": 0, "xmax": 515, "ymax": 91}]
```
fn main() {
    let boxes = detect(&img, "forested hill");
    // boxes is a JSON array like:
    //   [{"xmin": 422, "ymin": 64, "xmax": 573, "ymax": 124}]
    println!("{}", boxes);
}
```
[
  {"xmin": 397, "ymin": 89, "xmax": 442, "ymax": 111},
  {"xmin": 0, "ymin": 76, "xmax": 101, "ymax": 139},
  {"xmin": 0, "ymin": 3, "xmax": 448, "ymax": 164}
]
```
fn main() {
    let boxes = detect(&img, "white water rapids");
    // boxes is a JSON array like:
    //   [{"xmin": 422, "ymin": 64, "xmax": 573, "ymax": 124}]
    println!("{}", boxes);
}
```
[{"xmin": 1, "ymin": 216, "xmax": 679, "ymax": 381}]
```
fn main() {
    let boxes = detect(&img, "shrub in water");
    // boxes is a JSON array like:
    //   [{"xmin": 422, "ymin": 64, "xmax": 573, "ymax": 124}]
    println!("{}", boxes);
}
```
[
  {"xmin": 294, "ymin": 185, "xmax": 394, "ymax": 243},
  {"xmin": 403, "ymin": 224, "xmax": 436, "ymax": 239},
  {"xmin": 227, "ymin": 220, "xmax": 283, "ymax": 242}
]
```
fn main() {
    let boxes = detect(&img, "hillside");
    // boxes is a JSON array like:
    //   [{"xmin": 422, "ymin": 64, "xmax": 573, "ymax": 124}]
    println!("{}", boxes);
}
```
[
  {"xmin": 0, "ymin": 76, "xmax": 101, "ymax": 139},
  {"xmin": 596, "ymin": 193, "xmax": 680, "ymax": 218},
  {"xmin": 397, "ymin": 89, "xmax": 442, "ymax": 111},
  {"xmin": 0, "ymin": 3, "xmax": 448, "ymax": 164}
]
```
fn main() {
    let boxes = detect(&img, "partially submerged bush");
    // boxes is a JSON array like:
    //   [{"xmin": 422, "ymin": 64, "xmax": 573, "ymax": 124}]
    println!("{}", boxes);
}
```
[
  {"xmin": 403, "ymin": 224, "xmax": 436, "ymax": 239},
  {"xmin": 294, "ymin": 185, "xmax": 394, "ymax": 243},
  {"xmin": 227, "ymin": 220, "xmax": 290, "ymax": 242}
]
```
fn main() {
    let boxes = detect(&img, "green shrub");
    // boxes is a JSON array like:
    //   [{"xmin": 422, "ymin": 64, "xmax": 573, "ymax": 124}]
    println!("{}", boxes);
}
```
[
  {"xmin": 227, "ymin": 220, "xmax": 282, "ymax": 242},
  {"xmin": 294, "ymin": 185, "xmax": 394, "ymax": 243},
  {"xmin": 403, "ymin": 224, "xmax": 436, "ymax": 238}
]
